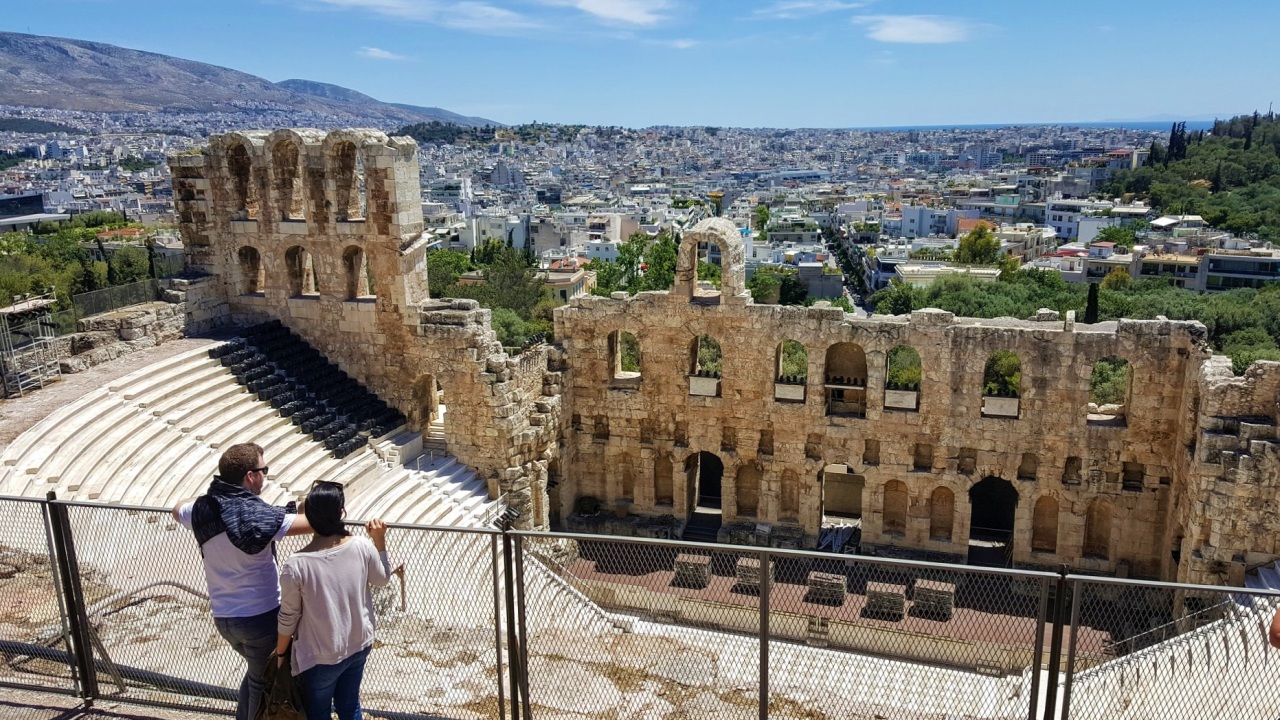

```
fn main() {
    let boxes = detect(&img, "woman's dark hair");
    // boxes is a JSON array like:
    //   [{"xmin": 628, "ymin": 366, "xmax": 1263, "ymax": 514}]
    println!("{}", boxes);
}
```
[{"xmin": 304, "ymin": 481, "xmax": 349, "ymax": 537}]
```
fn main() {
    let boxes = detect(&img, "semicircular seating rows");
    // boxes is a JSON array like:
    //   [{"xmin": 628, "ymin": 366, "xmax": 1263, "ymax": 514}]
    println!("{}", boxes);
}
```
[{"xmin": 0, "ymin": 329, "xmax": 493, "ymax": 528}]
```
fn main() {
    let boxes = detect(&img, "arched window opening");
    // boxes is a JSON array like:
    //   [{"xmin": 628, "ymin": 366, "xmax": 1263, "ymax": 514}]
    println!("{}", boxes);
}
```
[
  {"xmin": 884, "ymin": 345, "xmax": 921, "ymax": 411},
  {"xmin": 774, "ymin": 339, "xmax": 807, "ymax": 402},
  {"xmin": 882, "ymin": 480, "xmax": 908, "ymax": 537},
  {"xmin": 822, "ymin": 464, "xmax": 864, "ymax": 520},
  {"xmin": 824, "ymin": 342, "xmax": 867, "ymax": 418},
  {"xmin": 285, "ymin": 246, "xmax": 319, "ymax": 298},
  {"xmin": 1088, "ymin": 357, "xmax": 1130, "ymax": 426},
  {"xmin": 611, "ymin": 331, "xmax": 641, "ymax": 379},
  {"xmin": 686, "ymin": 451, "xmax": 724, "ymax": 511},
  {"xmin": 968, "ymin": 476, "xmax": 1018, "ymax": 567},
  {"xmin": 1031, "ymin": 496, "xmax": 1059, "ymax": 553},
  {"xmin": 688, "ymin": 335, "xmax": 722, "ymax": 396},
  {"xmin": 735, "ymin": 464, "xmax": 761, "ymax": 519},
  {"xmin": 228, "ymin": 143, "xmax": 258, "ymax": 221},
  {"xmin": 780, "ymin": 469, "xmax": 800, "ymax": 520},
  {"xmin": 343, "ymin": 246, "xmax": 374, "ymax": 299},
  {"xmin": 272, "ymin": 140, "xmax": 306, "ymax": 221},
  {"xmin": 981, "ymin": 351, "xmax": 1022, "ymax": 418},
  {"xmin": 333, "ymin": 141, "xmax": 366, "ymax": 222},
  {"xmin": 237, "ymin": 246, "xmax": 264, "ymax": 295},
  {"xmin": 929, "ymin": 487, "xmax": 954, "ymax": 542},
  {"xmin": 1083, "ymin": 498, "xmax": 1112, "ymax": 560}
]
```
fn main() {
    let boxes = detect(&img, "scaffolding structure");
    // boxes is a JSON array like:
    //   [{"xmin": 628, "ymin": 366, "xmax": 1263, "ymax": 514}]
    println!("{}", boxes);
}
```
[{"xmin": 1, "ymin": 289, "xmax": 63, "ymax": 398}]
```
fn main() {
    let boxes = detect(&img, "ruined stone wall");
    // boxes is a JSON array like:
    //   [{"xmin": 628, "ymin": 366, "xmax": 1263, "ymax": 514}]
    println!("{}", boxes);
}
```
[
  {"xmin": 169, "ymin": 130, "xmax": 559, "ymax": 526},
  {"xmin": 1174, "ymin": 358, "xmax": 1280, "ymax": 585},
  {"xmin": 555, "ymin": 218, "xmax": 1212, "ymax": 580}
]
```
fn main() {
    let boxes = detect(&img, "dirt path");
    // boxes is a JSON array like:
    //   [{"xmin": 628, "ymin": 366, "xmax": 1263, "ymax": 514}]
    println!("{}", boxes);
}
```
[{"xmin": 0, "ymin": 687, "xmax": 215, "ymax": 719}]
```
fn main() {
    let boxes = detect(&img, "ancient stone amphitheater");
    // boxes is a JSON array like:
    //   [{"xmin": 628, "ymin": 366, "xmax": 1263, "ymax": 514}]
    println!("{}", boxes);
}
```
[{"xmin": 1, "ymin": 128, "xmax": 1279, "ymax": 719}]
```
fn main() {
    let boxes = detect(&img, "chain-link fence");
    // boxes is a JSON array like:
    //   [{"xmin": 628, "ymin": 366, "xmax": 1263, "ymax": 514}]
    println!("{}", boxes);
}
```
[
  {"xmin": 0, "ymin": 496, "xmax": 76, "ymax": 695},
  {"xmin": 71, "ymin": 280, "xmax": 159, "ymax": 320},
  {"xmin": 6, "ymin": 496, "xmax": 1280, "ymax": 719},
  {"xmin": 52, "ymin": 500, "xmax": 507, "ymax": 718},
  {"xmin": 1062, "ymin": 576, "xmax": 1280, "ymax": 720}
]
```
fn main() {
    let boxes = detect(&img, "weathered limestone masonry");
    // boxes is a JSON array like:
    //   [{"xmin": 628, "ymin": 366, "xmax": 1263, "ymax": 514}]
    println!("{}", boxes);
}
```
[
  {"xmin": 1178, "ymin": 359, "xmax": 1280, "ymax": 585},
  {"xmin": 169, "ymin": 130, "xmax": 1280, "ymax": 585},
  {"xmin": 555, "ymin": 217, "xmax": 1280, "ymax": 585},
  {"xmin": 168, "ymin": 130, "xmax": 560, "ymax": 526},
  {"xmin": 57, "ymin": 298, "xmax": 186, "ymax": 373}
]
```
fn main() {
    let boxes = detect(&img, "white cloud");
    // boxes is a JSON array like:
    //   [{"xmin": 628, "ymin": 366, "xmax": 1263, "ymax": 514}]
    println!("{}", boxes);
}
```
[
  {"xmin": 852, "ymin": 15, "xmax": 976, "ymax": 44},
  {"xmin": 647, "ymin": 38, "xmax": 698, "ymax": 49},
  {"xmin": 752, "ymin": 1, "xmax": 865, "ymax": 20},
  {"xmin": 538, "ymin": 0, "xmax": 672, "ymax": 26},
  {"xmin": 357, "ymin": 46, "xmax": 410, "ymax": 60},
  {"xmin": 310, "ymin": 0, "xmax": 540, "ymax": 32}
]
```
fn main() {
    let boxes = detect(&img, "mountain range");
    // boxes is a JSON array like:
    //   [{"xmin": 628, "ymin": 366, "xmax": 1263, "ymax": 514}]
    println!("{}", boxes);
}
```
[{"xmin": 0, "ymin": 32, "xmax": 499, "ymax": 127}]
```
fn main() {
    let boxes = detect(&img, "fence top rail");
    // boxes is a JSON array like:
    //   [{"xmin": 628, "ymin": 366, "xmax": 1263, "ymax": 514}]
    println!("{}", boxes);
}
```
[
  {"xmin": 43, "ymin": 497, "xmax": 503, "ymax": 537},
  {"xmin": 0, "ymin": 493, "xmax": 58, "ymax": 506},
  {"xmin": 1067, "ymin": 572, "xmax": 1280, "ymax": 598},
  {"xmin": 511, "ymin": 529, "xmax": 1062, "ymax": 580}
]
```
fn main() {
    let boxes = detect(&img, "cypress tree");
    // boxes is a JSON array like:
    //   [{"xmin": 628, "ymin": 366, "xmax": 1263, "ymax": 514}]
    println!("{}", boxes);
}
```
[{"xmin": 1085, "ymin": 283, "xmax": 1100, "ymax": 324}]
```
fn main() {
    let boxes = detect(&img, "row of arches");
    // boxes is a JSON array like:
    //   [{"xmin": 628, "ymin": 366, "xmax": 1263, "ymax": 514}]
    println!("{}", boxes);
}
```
[
  {"xmin": 236, "ymin": 245, "xmax": 374, "ymax": 299},
  {"xmin": 226, "ymin": 137, "xmax": 369, "ymax": 223},
  {"xmin": 608, "ymin": 331, "xmax": 1131, "ymax": 418},
  {"xmin": 649, "ymin": 453, "xmax": 1116, "ymax": 562}
]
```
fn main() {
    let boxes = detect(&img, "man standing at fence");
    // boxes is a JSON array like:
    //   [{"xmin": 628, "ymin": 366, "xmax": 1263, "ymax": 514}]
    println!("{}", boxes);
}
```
[{"xmin": 172, "ymin": 443, "xmax": 312, "ymax": 720}]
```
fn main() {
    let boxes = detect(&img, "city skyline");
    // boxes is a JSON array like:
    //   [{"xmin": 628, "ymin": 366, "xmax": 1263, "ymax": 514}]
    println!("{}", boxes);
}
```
[{"xmin": 1, "ymin": 0, "xmax": 1275, "ymax": 127}]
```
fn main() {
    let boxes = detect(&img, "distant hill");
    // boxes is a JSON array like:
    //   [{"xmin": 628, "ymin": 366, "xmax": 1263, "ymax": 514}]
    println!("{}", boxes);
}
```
[{"xmin": 0, "ymin": 32, "xmax": 500, "ymax": 127}]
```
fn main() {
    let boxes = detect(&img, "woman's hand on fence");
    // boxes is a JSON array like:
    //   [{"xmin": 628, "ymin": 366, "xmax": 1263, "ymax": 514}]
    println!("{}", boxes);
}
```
[{"xmin": 366, "ymin": 518, "xmax": 388, "ymax": 551}]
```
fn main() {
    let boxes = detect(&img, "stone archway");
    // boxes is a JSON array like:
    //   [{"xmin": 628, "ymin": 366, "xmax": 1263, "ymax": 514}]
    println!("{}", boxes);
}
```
[
  {"xmin": 968, "ymin": 476, "xmax": 1018, "ymax": 567},
  {"xmin": 673, "ymin": 217, "xmax": 747, "ymax": 302}
]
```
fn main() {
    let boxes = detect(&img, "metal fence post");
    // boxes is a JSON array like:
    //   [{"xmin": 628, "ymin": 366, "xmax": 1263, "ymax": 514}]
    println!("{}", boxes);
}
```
[
  {"xmin": 501, "ymin": 528, "xmax": 523, "ymax": 720},
  {"xmin": 1027, "ymin": 577, "xmax": 1049, "ymax": 720},
  {"xmin": 758, "ymin": 549, "xmax": 771, "ymax": 720},
  {"xmin": 513, "ymin": 535, "xmax": 532, "ymax": 720},
  {"xmin": 1060, "ymin": 578, "xmax": 1084, "ymax": 720},
  {"xmin": 489, "ymin": 534, "xmax": 507, "ymax": 720},
  {"xmin": 1042, "ymin": 564, "xmax": 1068, "ymax": 720},
  {"xmin": 38, "ymin": 494, "xmax": 78, "ymax": 692},
  {"xmin": 45, "ymin": 493, "xmax": 98, "ymax": 701}
]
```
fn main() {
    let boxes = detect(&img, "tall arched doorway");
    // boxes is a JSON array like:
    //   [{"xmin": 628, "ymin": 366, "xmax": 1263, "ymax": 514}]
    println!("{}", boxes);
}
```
[
  {"xmin": 968, "ymin": 476, "xmax": 1018, "ymax": 567},
  {"xmin": 682, "ymin": 451, "xmax": 725, "ymax": 543},
  {"xmin": 693, "ymin": 451, "xmax": 724, "ymax": 510},
  {"xmin": 411, "ymin": 374, "xmax": 444, "ymax": 451}
]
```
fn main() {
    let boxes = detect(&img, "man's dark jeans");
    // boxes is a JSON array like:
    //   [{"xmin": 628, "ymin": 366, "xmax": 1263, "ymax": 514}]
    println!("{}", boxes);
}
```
[{"xmin": 214, "ymin": 607, "xmax": 279, "ymax": 720}]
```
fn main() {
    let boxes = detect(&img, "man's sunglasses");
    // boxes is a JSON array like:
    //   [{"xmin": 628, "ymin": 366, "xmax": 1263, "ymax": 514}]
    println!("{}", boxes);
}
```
[{"xmin": 251, "ymin": 466, "xmax": 270, "ymax": 475}]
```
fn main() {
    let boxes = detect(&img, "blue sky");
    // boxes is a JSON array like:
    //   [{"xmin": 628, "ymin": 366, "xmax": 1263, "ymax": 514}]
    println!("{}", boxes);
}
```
[{"xmin": 2, "ymin": 0, "xmax": 1277, "ymax": 127}]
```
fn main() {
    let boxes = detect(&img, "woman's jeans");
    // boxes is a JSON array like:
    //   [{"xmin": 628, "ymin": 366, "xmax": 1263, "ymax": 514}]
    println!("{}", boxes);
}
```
[{"xmin": 300, "ymin": 644, "xmax": 372, "ymax": 720}]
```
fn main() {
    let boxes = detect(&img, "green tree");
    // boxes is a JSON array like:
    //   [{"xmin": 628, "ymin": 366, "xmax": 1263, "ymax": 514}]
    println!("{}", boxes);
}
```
[
  {"xmin": 590, "ymin": 260, "xmax": 625, "ymax": 296},
  {"xmin": 1094, "ymin": 225, "xmax": 1138, "ymax": 250},
  {"xmin": 1089, "ymin": 358, "xmax": 1130, "ymax": 406},
  {"xmin": 754, "ymin": 204, "xmax": 770, "ymax": 233},
  {"xmin": 641, "ymin": 231, "xmax": 677, "ymax": 291},
  {"xmin": 872, "ymin": 278, "xmax": 915, "ymax": 315},
  {"xmin": 108, "ymin": 246, "xmax": 150, "ymax": 285},
  {"xmin": 426, "ymin": 249, "xmax": 474, "ymax": 297},
  {"xmin": 697, "ymin": 260, "xmax": 721, "ymax": 289},
  {"xmin": 885, "ymin": 346, "xmax": 922, "ymax": 390},
  {"xmin": 982, "ymin": 350, "xmax": 1022, "ymax": 397},
  {"xmin": 953, "ymin": 225, "xmax": 1001, "ymax": 265},
  {"xmin": 1100, "ymin": 267, "xmax": 1132, "ymax": 290}
]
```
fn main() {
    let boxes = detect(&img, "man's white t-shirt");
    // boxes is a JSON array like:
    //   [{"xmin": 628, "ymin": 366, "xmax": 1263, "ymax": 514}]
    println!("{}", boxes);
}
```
[{"xmin": 177, "ymin": 502, "xmax": 295, "ymax": 618}]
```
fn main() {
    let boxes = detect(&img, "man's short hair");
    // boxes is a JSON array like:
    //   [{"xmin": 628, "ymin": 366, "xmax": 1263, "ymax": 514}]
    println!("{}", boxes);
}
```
[{"xmin": 219, "ymin": 443, "xmax": 264, "ymax": 485}]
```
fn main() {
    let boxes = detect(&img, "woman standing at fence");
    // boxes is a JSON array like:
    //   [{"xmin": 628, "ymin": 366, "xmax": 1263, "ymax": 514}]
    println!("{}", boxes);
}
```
[{"xmin": 275, "ymin": 482, "xmax": 392, "ymax": 720}]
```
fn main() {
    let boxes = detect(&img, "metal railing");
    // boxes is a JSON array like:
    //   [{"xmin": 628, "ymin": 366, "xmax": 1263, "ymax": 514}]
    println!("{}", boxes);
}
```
[
  {"xmin": 2, "ymin": 494, "xmax": 1280, "ymax": 719},
  {"xmin": 71, "ymin": 280, "xmax": 160, "ymax": 320}
]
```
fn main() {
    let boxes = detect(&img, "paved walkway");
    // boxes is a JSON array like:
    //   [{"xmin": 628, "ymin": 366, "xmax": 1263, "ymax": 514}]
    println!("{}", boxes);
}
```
[{"xmin": 0, "ymin": 687, "xmax": 214, "ymax": 719}]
